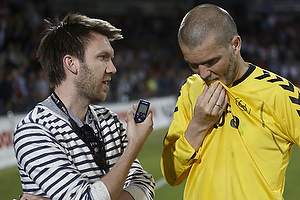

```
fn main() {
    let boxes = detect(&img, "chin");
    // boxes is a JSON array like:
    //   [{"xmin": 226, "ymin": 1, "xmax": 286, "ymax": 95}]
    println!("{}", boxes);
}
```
[
  {"xmin": 99, "ymin": 94, "xmax": 107, "ymax": 103},
  {"xmin": 90, "ymin": 94, "xmax": 106, "ymax": 104}
]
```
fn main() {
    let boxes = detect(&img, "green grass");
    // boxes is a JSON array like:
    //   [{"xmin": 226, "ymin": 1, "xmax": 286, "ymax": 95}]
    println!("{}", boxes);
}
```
[
  {"xmin": 0, "ymin": 166, "xmax": 22, "ymax": 200},
  {"xmin": 283, "ymin": 145, "xmax": 300, "ymax": 200},
  {"xmin": 138, "ymin": 127, "xmax": 186, "ymax": 200},
  {"xmin": 1, "ymin": 128, "xmax": 300, "ymax": 200}
]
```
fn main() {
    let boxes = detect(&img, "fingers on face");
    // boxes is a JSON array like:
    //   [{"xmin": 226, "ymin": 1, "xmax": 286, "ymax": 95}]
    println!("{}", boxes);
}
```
[
  {"xmin": 206, "ymin": 82, "xmax": 224, "ymax": 107},
  {"xmin": 197, "ymin": 81, "xmax": 228, "ymax": 117},
  {"xmin": 209, "ymin": 83, "xmax": 228, "ymax": 116}
]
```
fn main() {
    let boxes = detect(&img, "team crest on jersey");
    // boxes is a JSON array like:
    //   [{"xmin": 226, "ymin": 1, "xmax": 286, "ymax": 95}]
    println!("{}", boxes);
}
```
[{"xmin": 235, "ymin": 97, "xmax": 251, "ymax": 114}]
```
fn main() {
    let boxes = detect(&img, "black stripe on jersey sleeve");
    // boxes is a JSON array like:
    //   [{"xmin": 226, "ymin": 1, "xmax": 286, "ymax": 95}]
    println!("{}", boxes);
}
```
[{"xmin": 174, "ymin": 106, "xmax": 178, "ymax": 113}]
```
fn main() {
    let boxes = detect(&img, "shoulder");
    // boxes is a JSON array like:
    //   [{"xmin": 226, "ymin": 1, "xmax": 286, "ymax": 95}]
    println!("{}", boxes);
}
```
[
  {"xmin": 177, "ymin": 74, "xmax": 205, "ymax": 107},
  {"xmin": 13, "ymin": 104, "xmax": 73, "ymax": 148},
  {"xmin": 248, "ymin": 65, "xmax": 300, "ymax": 115},
  {"xmin": 16, "ymin": 104, "xmax": 59, "ymax": 129},
  {"xmin": 184, "ymin": 74, "xmax": 203, "ymax": 87},
  {"xmin": 251, "ymin": 65, "xmax": 298, "ymax": 96},
  {"xmin": 180, "ymin": 74, "xmax": 205, "ymax": 96},
  {"xmin": 14, "ymin": 104, "xmax": 71, "ymax": 138}
]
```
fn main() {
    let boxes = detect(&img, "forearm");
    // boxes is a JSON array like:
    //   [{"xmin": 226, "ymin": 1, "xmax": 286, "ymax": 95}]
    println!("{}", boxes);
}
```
[
  {"xmin": 100, "ymin": 107, "xmax": 153, "ymax": 200},
  {"xmin": 101, "ymin": 142, "xmax": 142, "ymax": 200},
  {"xmin": 162, "ymin": 133, "xmax": 198, "ymax": 186},
  {"xmin": 184, "ymin": 118, "xmax": 211, "ymax": 151},
  {"xmin": 123, "ymin": 159, "xmax": 155, "ymax": 200}
]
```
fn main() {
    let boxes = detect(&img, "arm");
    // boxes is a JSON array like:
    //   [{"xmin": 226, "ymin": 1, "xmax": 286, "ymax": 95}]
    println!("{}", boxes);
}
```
[
  {"xmin": 185, "ymin": 81, "xmax": 227, "ymax": 150},
  {"xmin": 122, "ymin": 158, "xmax": 155, "ymax": 200},
  {"xmin": 161, "ymin": 79, "xmax": 227, "ymax": 186},
  {"xmin": 95, "ymin": 107, "xmax": 154, "ymax": 200},
  {"xmin": 273, "ymin": 81, "xmax": 300, "ymax": 145},
  {"xmin": 101, "ymin": 107, "xmax": 154, "ymax": 200},
  {"xmin": 110, "ymin": 109, "xmax": 155, "ymax": 200}
]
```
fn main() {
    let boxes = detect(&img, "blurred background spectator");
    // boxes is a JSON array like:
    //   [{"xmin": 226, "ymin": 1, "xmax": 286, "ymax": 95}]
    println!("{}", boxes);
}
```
[{"xmin": 0, "ymin": 0, "xmax": 300, "ymax": 115}]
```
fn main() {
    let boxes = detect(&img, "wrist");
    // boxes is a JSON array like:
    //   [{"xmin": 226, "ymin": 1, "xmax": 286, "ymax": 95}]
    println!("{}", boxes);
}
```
[{"xmin": 184, "ymin": 119, "xmax": 209, "ymax": 150}]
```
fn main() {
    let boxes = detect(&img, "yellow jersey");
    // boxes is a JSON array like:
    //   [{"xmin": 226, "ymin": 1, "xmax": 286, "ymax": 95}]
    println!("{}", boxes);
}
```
[{"xmin": 161, "ymin": 64, "xmax": 300, "ymax": 200}]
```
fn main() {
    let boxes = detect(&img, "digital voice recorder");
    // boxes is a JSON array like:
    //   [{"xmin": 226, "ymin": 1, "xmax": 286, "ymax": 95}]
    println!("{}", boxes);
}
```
[{"xmin": 134, "ymin": 99, "xmax": 150, "ymax": 123}]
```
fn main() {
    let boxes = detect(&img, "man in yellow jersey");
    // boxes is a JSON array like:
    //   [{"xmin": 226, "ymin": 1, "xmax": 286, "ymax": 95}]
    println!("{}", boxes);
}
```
[{"xmin": 161, "ymin": 3, "xmax": 300, "ymax": 200}]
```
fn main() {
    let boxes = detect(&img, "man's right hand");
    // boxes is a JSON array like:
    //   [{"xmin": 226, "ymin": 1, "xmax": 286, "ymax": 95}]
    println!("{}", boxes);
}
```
[
  {"xmin": 185, "ymin": 81, "xmax": 228, "ymax": 150},
  {"xmin": 125, "ymin": 105, "xmax": 153, "ymax": 152},
  {"xmin": 100, "ymin": 106, "xmax": 154, "ymax": 200}
]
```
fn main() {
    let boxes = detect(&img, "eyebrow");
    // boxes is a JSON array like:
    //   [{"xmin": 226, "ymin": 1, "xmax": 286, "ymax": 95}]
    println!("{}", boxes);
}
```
[{"xmin": 98, "ymin": 49, "xmax": 114, "ymax": 57}]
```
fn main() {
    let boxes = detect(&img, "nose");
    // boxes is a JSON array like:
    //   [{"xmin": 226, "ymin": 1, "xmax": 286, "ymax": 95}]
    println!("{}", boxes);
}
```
[
  {"xmin": 197, "ymin": 65, "xmax": 210, "ymax": 79},
  {"xmin": 106, "ymin": 60, "xmax": 117, "ymax": 74}
]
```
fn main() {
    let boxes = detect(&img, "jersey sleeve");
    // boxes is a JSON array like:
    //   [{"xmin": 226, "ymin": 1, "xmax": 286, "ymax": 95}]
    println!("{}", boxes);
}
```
[
  {"xmin": 273, "ymin": 81, "xmax": 300, "ymax": 146},
  {"xmin": 161, "ymin": 74, "xmax": 204, "ymax": 186}
]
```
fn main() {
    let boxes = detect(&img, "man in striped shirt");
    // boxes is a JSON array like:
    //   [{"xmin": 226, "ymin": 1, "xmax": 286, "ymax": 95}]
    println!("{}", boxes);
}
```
[{"xmin": 14, "ymin": 13, "xmax": 155, "ymax": 200}]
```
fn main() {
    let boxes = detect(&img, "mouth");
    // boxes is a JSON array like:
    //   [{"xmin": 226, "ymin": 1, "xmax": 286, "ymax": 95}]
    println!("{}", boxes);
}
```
[
  {"xmin": 102, "ymin": 78, "xmax": 111, "ymax": 91},
  {"xmin": 102, "ymin": 78, "xmax": 111, "ymax": 85}
]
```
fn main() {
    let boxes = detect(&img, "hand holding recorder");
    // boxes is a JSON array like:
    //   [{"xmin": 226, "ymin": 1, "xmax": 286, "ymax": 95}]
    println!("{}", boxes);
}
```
[{"xmin": 134, "ymin": 99, "xmax": 151, "ymax": 123}]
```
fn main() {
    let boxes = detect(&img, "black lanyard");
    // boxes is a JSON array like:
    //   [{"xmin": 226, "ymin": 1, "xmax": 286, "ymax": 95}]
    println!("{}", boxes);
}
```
[{"xmin": 50, "ymin": 92, "xmax": 105, "ymax": 161}]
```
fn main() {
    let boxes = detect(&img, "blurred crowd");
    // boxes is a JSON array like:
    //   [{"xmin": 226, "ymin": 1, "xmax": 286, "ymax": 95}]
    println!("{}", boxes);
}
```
[{"xmin": 0, "ymin": 0, "xmax": 300, "ymax": 115}]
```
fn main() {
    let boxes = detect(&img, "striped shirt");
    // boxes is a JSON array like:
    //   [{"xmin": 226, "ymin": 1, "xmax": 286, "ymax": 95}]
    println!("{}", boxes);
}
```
[{"xmin": 13, "ymin": 96, "xmax": 155, "ymax": 200}]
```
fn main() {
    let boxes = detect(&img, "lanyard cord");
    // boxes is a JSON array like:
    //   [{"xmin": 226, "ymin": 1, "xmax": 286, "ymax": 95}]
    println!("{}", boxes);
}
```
[{"xmin": 50, "ymin": 92, "xmax": 103, "ymax": 155}]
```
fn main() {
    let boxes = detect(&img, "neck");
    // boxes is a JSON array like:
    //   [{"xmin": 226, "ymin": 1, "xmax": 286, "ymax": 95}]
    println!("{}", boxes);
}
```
[
  {"xmin": 236, "ymin": 57, "xmax": 249, "ymax": 80},
  {"xmin": 54, "ymin": 87, "xmax": 89, "ymax": 123}
]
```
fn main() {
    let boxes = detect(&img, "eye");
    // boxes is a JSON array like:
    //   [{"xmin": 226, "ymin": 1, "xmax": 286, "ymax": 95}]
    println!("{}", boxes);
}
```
[
  {"xmin": 99, "ymin": 55, "xmax": 110, "ymax": 62},
  {"xmin": 205, "ymin": 58, "xmax": 220, "ymax": 67}
]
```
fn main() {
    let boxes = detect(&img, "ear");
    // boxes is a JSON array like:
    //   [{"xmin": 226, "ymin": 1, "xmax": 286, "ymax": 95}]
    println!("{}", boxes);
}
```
[
  {"xmin": 63, "ymin": 55, "xmax": 79, "ymax": 74},
  {"xmin": 231, "ymin": 35, "xmax": 241, "ymax": 55}
]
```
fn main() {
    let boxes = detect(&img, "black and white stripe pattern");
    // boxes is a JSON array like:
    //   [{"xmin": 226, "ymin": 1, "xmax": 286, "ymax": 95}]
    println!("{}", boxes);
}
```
[{"xmin": 14, "ymin": 101, "xmax": 155, "ymax": 200}]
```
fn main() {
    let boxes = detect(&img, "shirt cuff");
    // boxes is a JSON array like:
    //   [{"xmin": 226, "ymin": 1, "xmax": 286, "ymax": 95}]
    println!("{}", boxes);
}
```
[
  {"xmin": 91, "ymin": 181, "xmax": 111, "ymax": 200},
  {"xmin": 175, "ymin": 134, "xmax": 200, "ymax": 164},
  {"xmin": 123, "ymin": 185, "xmax": 149, "ymax": 200}
]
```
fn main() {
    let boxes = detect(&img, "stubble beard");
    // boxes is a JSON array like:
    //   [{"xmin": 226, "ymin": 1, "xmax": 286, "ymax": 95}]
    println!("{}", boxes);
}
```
[
  {"xmin": 224, "ymin": 52, "xmax": 238, "ymax": 86},
  {"xmin": 203, "ymin": 52, "xmax": 238, "ymax": 86},
  {"xmin": 75, "ymin": 62, "xmax": 106, "ymax": 104}
]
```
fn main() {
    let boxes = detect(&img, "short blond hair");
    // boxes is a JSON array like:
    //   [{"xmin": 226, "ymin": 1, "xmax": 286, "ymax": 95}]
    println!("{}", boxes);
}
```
[{"xmin": 178, "ymin": 4, "xmax": 237, "ymax": 49}]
